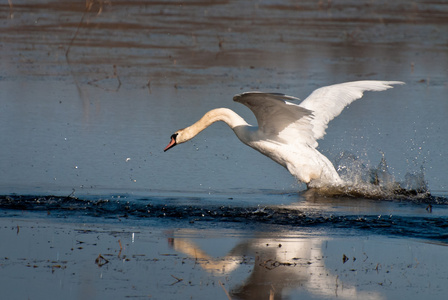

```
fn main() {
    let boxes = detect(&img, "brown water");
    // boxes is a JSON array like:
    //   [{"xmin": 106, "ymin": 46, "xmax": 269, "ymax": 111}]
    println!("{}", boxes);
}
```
[{"xmin": 1, "ymin": 1, "xmax": 448, "ymax": 299}]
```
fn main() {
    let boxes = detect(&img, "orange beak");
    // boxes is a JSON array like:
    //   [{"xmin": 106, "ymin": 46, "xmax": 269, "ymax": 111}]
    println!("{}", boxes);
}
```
[{"xmin": 164, "ymin": 136, "xmax": 177, "ymax": 152}]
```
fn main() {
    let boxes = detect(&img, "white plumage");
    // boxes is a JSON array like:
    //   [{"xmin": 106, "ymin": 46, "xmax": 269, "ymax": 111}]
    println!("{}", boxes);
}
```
[{"xmin": 164, "ymin": 80, "xmax": 404, "ymax": 188}]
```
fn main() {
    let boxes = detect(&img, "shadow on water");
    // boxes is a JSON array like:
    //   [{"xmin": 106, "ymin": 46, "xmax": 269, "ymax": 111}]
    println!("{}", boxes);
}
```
[{"xmin": 1, "ymin": 188, "xmax": 447, "ymax": 242}]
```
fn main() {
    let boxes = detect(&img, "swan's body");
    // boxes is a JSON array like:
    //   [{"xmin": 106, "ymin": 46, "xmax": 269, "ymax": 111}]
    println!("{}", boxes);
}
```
[{"xmin": 164, "ymin": 80, "xmax": 404, "ymax": 188}]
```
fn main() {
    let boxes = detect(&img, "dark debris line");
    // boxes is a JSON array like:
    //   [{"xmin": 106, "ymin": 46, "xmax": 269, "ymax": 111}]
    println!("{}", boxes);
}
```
[{"xmin": 1, "ymin": 194, "xmax": 447, "ymax": 242}]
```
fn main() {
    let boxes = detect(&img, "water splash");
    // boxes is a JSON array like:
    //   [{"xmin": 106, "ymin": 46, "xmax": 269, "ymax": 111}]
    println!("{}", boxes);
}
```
[{"xmin": 328, "ymin": 151, "xmax": 430, "ymax": 199}]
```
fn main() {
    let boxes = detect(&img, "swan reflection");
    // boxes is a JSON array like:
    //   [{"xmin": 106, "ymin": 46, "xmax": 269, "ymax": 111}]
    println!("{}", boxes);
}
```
[{"xmin": 169, "ymin": 230, "xmax": 382, "ymax": 300}]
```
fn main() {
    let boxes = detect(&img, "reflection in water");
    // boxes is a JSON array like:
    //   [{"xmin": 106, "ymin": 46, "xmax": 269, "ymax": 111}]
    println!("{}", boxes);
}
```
[
  {"xmin": 1, "ymin": 1, "xmax": 447, "ymax": 299},
  {"xmin": 170, "ymin": 230, "xmax": 381, "ymax": 300}
]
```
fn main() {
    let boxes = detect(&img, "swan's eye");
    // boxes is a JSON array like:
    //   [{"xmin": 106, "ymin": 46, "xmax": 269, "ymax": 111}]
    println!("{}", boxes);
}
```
[{"xmin": 171, "ymin": 133, "xmax": 178, "ymax": 141}]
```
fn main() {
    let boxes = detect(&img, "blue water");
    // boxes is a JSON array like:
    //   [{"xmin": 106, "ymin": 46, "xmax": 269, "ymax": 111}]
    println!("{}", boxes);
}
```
[
  {"xmin": 1, "ymin": 1, "xmax": 448, "ymax": 299},
  {"xmin": 2, "ymin": 191, "xmax": 447, "ymax": 242}
]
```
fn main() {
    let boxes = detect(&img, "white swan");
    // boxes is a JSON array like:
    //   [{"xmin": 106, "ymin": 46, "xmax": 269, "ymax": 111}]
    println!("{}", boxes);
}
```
[{"xmin": 164, "ymin": 80, "xmax": 404, "ymax": 188}]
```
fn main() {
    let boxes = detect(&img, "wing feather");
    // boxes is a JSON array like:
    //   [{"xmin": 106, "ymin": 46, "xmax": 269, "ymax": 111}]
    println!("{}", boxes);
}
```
[
  {"xmin": 299, "ymin": 80, "xmax": 404, "ymax": 140},
  {"xmin": 233, "ymin": 81, "xmax": 404, "ymax": 148},
  {"xmin": 233, "ymin": 92, "xmax": 317, "ymax": 147}
]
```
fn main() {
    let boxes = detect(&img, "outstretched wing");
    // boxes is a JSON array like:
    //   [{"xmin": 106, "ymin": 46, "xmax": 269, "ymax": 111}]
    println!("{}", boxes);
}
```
[
  {"xmin": 233, "ymin": 92, "xmax": 317, "ymax": 147},
  {"xmin": 299, "ymin": 80, "xmax": 404, "ymax": 140}
]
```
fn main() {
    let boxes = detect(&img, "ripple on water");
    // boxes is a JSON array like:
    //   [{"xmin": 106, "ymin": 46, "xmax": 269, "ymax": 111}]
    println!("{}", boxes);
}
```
[{"xmin": 1, "ymin": 193, "xmax": 447, "ymax": 242}]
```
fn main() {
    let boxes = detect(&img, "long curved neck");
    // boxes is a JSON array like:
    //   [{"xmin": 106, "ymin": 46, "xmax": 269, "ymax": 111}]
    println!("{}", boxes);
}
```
[{"xmin": 182, "ymin": 108, "xmax": 249, "ymax": 141}]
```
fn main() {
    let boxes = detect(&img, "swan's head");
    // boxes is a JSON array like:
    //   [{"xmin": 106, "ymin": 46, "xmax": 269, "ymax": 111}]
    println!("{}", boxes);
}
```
[{"xmin": 164, "ymin": 130, "xmax": 190, "ymax": 152}]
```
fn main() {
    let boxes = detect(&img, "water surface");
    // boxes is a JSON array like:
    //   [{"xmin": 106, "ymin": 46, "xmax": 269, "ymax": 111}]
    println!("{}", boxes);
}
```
[{"xmin": 1, "ymin": 1, "xmax": 448, "ymax": 299}]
